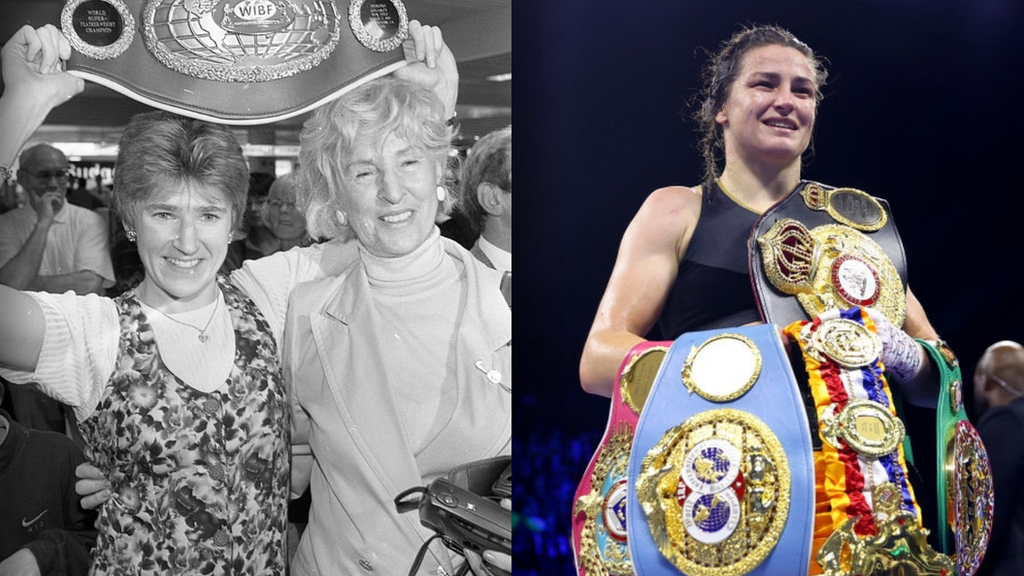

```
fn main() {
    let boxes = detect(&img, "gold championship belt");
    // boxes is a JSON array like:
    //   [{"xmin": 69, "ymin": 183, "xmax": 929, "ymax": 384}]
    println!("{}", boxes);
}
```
[
  {"xmin": 60, "ymin": 0, "xmax": 408, "ymax": 123},
  {"xmin": 749, "ymin": 181, "xmax": 992, "ymax": 575},
  {"xmin": 750, "ymin": 182, "xmax": 908, "ymax": 329}
]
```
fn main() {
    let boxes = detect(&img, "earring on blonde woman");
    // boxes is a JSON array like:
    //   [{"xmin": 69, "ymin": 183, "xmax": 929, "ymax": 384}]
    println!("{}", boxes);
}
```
[
  {"xmin": 126, "ymin": 229, "xmax": 137, "ymax": 242},
  {"xmin": 436, "ymin": 186, "xmax": 446, "ymax": 202},
  {"xmin": 336, "ymin": 210, "xmax": 348, "ymax": 226}
]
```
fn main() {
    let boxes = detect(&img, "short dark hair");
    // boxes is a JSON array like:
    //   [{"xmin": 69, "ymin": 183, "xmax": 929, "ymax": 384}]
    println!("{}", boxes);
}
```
[
  {"xmin": 112, "ymin": 111, "xmax": 249, "ymax": 232},
  {"xmin": 694, "ymin": 24, "xmax": 828, "ymax": 183},
  {"xmin": 459, "ymin": 125, "xmax": 511, "ymax": 237}
]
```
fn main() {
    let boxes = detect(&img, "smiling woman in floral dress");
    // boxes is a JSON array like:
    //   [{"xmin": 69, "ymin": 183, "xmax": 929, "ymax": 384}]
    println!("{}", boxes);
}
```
[{"xmin": 0, "ymin": 25, "xmax": 290, "ymax": 574}]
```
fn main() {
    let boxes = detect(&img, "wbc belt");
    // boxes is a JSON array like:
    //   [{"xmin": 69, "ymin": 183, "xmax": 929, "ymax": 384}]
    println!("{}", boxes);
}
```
[
  {"xmin": 626, "ymin": 325, "xmax": 815, "ymax": 576},
  {"xmin": 923, "ymin": 339, "xmax": 993, "ymax": 576},
  {"xmin": 60, "ymin": 0, "xmax": 408, "ymax": 124},
  {"xmin": 574, "ymin": 341, "xmax": 669, "ymax": 576}
]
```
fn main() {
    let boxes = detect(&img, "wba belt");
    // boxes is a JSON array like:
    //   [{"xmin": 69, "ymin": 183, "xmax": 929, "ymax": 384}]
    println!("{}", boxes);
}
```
[
  {"xmin": 750, "ymin": 181, "xmax": 908, "ymax": 329},
  {"xmin": 574, "ymin": 341, "xmax": 669, "ymax": 576},
  {"xmin": 626, "ymin": 325, "xmax": 815, "ymax": 576},
  {"xmin": 60, "ymin": 0, "xmax": 408, "ymax": 124},
  {"xmin": 924, "ymin": 339, "xmax": 993, "ymax": 576}
]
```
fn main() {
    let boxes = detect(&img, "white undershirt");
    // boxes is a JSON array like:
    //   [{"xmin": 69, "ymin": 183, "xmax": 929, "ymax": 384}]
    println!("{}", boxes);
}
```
[{"xmin": 138, "ymin": 290, "xmax": 235, "ymax": 393}]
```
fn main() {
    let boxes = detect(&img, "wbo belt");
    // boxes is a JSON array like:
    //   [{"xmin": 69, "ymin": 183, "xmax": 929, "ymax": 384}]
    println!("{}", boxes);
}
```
[
  {"xmin": 574, "ymin": 341, "xmax": 669, "ymax": 576},
  {"xmin": 60, "ymin": 0, "xmax": 408, "ymax": 124},
  {"xmin": 626, "ymin": 325, "xmax": 815, "ymax": 576}
]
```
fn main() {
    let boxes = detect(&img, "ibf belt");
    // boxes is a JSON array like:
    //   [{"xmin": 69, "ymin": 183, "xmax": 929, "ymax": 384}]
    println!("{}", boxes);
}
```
[
  {"xmin": 574, "ymin": 341, "xmax": 669, "ymax": 576},
  {"xmin": 923, "ymin": 339, "xmax": 993, "ymax": 576},
  {"xmin": 60, "ymin": 0, "xmax": 408, "ymax": 124},
  {"xmin": 783, "ymin": 308, "xmax": 954, "ymax": 576},
  {"xmin": 626, "ymin": 325, "xmax": 815, "ymax": 576},
  {"xmin": 750, "ymin": 181, "xmax": 908, "ymax": 329}
]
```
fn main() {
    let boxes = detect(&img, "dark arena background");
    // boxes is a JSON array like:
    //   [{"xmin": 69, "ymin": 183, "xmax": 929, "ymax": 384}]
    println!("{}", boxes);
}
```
[{"xmin": 514, "ymin": 0, "xmax": 1024, "ymax": 573}]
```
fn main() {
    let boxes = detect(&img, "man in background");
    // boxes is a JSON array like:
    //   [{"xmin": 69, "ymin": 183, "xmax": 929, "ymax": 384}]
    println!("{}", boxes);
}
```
[
  {"xmin": 973, "ymin": 340, "xmax": 1024, "ymax": 576},
  {"xmin": 0, "ymin": 143, "xmax": 114, "ymax": 437},
  {"xmin": 460, "ymin": 125, "xmax": 511, "ymax": 272}
]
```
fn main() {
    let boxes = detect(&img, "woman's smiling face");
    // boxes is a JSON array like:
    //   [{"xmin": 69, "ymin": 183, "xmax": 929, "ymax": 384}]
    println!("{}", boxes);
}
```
[
  {"xmin": 135, "ymin": 179, "xmax": 233, "ymax": 309},
  {"xmin": 340, "ymin": 132, "xmax": 441, "ymax": 258}
]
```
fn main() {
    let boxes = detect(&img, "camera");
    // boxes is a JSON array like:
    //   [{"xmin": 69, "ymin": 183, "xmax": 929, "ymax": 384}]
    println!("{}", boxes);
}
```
[
  {"xmin": 419, "ymin": 476, "xmax": 511, "ymax": 558},
  {"xmin": 396, "ymin": 457, "xmax": 511, "ymax": 576}
]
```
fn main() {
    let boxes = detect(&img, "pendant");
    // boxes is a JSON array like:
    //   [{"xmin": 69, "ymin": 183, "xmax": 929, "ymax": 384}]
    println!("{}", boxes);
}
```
[{"xmin": 199, "ymin": 332, "xmax": 209, "ymax": 343}]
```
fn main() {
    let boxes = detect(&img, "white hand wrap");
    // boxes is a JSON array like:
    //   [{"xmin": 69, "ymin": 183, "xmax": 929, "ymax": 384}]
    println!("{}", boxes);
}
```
[{"xmin": 865, "ymin": 308, "xmax": 924, "ymax": 383}]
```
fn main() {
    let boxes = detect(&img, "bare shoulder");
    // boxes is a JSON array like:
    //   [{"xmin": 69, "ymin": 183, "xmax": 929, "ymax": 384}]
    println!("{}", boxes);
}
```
[{"xmin": 626, "ymin": 185, "xmax": 703, "ymax": 250}]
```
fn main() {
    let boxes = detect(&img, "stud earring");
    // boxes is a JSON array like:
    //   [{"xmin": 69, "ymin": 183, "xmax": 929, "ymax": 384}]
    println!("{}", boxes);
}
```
[
  {"xmin": 436, "ymin": 186, "xmax": 446, "ymax": 202},
  {"xmin": 336, "ymin": 210, "xmax": 348, "ymax": 226},
  {"xmin": 125, "ymin": 229, "xmax": 137, "ymax": 242}
]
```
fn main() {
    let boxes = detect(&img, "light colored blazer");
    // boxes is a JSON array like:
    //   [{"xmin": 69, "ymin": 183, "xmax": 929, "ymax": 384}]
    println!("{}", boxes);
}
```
[{"xmin": 283, "ymin": 238, "xmax": 512, "ymax": 575}]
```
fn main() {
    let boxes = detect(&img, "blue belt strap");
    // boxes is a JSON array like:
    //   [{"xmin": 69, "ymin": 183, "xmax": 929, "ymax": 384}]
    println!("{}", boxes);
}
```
[{"xmin": 627, "ymin": 324, "xmax": 815, "ymax": 576}]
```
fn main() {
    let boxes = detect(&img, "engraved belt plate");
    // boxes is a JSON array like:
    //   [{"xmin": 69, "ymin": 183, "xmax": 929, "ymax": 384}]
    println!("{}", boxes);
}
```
[
  {"xmin": 805, "ymin": 317, "xmax": 882, "ymax": 369},
  {"xmin": 635, "ymin": 409, "xmax": 790, "ymax": 576},
  {"xmin": 820, "ymin": 399, "xmax": 905, "ymax": 457},
  {"xmin": 947, "ymin": 421, "xmax": 993, "ymax": 576},
  {"xmin": 800, "ymin": 184, "xmax": 888, "ymax": 232},
  {"xmin": 759, "ymin": 219, "xmax": 905, "ymax": 327}
]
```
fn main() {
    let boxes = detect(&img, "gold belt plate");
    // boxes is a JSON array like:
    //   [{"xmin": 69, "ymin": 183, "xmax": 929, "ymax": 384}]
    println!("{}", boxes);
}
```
[
  {"xmin": 636, "ymin": 409, "xmax": 790, "ymax": 576},
  {"xmin": 758, "ymin": 220, "xmax": 905, "ymax": 327}
]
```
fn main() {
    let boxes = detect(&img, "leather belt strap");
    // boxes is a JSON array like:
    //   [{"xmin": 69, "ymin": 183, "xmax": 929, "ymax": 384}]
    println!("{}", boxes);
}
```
[
  {"xmin": 626, "ymin": 325, "xmax": 815, "ymax": 576},
  {"xmin": 61, "ymin": 0, "xmax": 408, "ymax": 124}
]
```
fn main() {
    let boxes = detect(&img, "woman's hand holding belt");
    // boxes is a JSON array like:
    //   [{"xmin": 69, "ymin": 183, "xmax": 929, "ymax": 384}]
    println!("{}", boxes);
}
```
[{"xmin": 864, "ymin": 307, "xmax": 925, "ymax": 383}]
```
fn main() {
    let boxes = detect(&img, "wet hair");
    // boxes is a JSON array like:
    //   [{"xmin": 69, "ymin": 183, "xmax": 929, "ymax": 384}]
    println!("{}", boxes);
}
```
[
  {"xmin": 694, "ymin": 24, "xmax": 828, "ymax": 183},
  {"xmin": 297, "ymin": 77, "xmax": 456, "ymax": 241},
  {"xmin": 459, "ymin": 125, "xmax": 511, "ymax": 238},
  {"xmin": 112, "ymin": 111, "xmax": 249, "ymax": 232}
]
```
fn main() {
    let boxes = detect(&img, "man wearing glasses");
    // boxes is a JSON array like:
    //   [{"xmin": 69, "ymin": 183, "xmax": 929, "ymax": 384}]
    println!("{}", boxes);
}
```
[{"xmin": 0, "ymin": 143, "xmax": 114, "ymax": 438}]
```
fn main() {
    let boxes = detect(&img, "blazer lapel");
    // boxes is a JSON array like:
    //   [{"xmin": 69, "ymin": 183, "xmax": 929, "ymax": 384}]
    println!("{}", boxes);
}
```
[{"xmin": 308, "ymin": 266, "xmax": 422, "ymax": 494}]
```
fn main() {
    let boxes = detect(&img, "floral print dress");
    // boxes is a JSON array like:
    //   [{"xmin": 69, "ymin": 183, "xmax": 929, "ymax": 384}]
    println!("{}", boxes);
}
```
[{"xmin": 78, "ymin": 278, "xmax": 290, "ymax": 575}]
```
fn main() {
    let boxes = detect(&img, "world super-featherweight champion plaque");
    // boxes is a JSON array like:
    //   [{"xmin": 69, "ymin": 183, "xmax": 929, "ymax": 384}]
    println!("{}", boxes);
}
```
[{"xmin": 62, "ymin": 0, "xmax": 409, "ymax": 124}]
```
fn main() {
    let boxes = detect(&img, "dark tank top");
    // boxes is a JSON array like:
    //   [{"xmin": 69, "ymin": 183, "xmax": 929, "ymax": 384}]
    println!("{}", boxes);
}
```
[{"xmin": 657, "ymin": 181, "xmax": 762, "ymax": 339}]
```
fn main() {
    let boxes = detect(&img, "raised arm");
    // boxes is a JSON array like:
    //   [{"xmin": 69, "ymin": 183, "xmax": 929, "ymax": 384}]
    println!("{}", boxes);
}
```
[
  {"xmin": 0, "ymin": 24, "xmax": 84, "ymax": 168},
  {"xmin": 579, "ymin": 186, "xmax": 701, "ymax": 397},
  {"xmin": 393, "ymin": 20, "xmax": 458, "ymax": 119},
  {"xmin": 0, "ymin": 282, "xmax": 46, "ymax": 371}
]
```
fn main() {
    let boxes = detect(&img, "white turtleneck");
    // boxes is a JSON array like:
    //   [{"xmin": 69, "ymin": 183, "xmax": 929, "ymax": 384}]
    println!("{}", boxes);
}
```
[{"xmin": 360, "ymin": 227, "xmax": 464, "ymax": 450}]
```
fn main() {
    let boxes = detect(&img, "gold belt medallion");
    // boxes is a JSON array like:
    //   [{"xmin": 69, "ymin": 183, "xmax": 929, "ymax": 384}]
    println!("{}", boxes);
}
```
[
  {"xmin": 758, "ymin": 220, "xmax": 905, "ymax": 327},
  {"xmin": 620, "ymin": 346, "xmax": 668, "ymax": 415},
  {"xmin": 804, "ymin": 318, "xmax": 881, "ymax": 369},
  {"xmin": 820, "ymin": 399, "xmax": 905, "ymax": 458},
  {"xmin": 635, "ymin": 409, "xmax": 789, "ymax": 576},
  {"xmin": 682, "ymin": 334, "xmax": 762, "ymax": 402}
]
